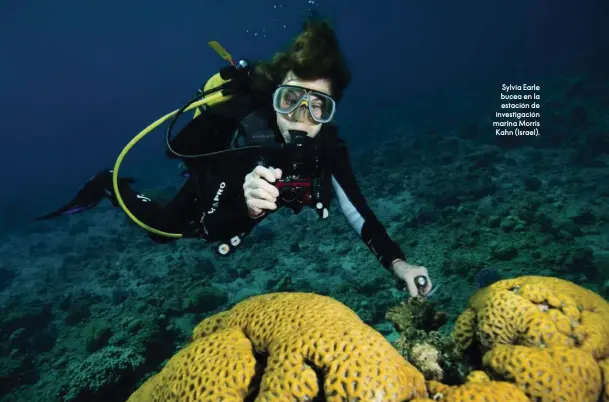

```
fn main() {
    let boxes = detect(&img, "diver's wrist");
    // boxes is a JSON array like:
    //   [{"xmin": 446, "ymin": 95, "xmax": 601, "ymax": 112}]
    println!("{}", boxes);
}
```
[{"xmin": 248, "ymin": 209, "xmax": 265, "ymax": 219}]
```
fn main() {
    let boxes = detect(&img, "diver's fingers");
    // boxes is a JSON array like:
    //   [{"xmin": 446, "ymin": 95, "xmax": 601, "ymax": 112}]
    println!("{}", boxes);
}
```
[
  {"xmin": 245, "ymin": 187, "xmax": 277, "ymax": 203},
  {"xmin": 250, "ymin": 177, "xmax": 279, "ymax": 198},
  {"xmin": 243, "ymin": 174, "xmax": 270, "ymax": 192},
  {"xmin": 272, "ymin": 167, "xmax": 282, "ymax": 180},
  {"xmin": 251, "ymin": 165, "xmax": 277, "ymax": 183},
  {"xmin": 244, "ymin": 168, "xmax": 266, "ymax": 189},
  {"xmin": 246, "ymin": 195, "xmax": 277, "ymax": 212}
]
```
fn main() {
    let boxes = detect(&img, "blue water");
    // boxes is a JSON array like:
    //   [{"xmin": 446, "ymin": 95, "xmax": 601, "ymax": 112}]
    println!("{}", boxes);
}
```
[{"xmin": 1, "ymin": 0, "xmax": 608, "ymax": 401}]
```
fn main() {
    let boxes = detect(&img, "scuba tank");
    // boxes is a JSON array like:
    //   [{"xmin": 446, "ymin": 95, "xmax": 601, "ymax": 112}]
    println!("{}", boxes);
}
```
[{"xmin": 165, "ymin": 41, "xmax": 253, "ymax": 159}]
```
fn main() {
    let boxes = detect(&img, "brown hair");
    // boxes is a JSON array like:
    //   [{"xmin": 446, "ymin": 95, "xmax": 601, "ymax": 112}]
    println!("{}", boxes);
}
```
[{"xmin": 251, "ymin": 19, "xmax": 351, "ymax": 103}]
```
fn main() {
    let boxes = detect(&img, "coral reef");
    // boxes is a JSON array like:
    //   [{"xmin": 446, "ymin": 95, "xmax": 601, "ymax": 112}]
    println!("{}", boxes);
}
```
[
  {"xmin": 411, "ymin": 371, "xmax": 530, "ymax": 401},
  {"xmin": 386, "ymin": 297, "xmax": 449, "ymax": 333},
  {"xmin": 387, "ymin": 296, "xmax": 471, "ymax": 384},
  {"xmin": 408, "ymin": 343, "xmax": 443, "ymax": 381},
  {"xmin": 128, "ymin": 328, "xmax": 257, "ymax": 402},
  {"xmin": 128, "ymin": 292, "xmax": 428, "ymax": 401},
  {"xmin": 127, "ymin": 276, "xmax": 609, "ymax": 401},
  {"xmin": 1, "ymin": 72, "xmax": 608, "ymax": 402},
  {"xmin": 453, "ymin": 275, "xmax": 609, "ymax": 401},
  {"xmin": 59, "ymin": 346, "xmax": 145, "ymax": 402},
  {"xmin": 601, "ymin": 359, "xmax": 609, "ymax": 402}
]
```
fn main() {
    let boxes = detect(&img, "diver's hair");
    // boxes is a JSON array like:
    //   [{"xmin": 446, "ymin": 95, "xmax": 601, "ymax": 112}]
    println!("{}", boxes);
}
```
[{"xmin": 251, "ymin": 18, "xmax": 351, "ymax": 103}]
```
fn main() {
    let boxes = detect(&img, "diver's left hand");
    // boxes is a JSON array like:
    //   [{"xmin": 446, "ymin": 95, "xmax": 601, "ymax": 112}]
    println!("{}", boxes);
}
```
[{"xmin": 391, "ymin": 260, "xmax": 432, "ymax": 297}]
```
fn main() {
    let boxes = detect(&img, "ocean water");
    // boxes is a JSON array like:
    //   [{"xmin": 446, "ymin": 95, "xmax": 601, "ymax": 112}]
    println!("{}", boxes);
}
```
[{"xmin": 1, "ymin": 0, "xmax": 608, "ymax": 401}]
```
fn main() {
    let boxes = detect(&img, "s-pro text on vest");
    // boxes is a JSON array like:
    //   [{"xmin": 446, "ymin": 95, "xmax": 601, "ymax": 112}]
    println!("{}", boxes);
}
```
[{"xmin": 208, "ymin": 182, "xmax": 226, "ymax": 214}]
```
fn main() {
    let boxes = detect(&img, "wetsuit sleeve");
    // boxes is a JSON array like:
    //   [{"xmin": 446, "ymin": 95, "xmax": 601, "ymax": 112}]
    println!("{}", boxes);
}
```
[{"xmin": 331, "ymin": 140, "xmax": 406, "ymax": 269}]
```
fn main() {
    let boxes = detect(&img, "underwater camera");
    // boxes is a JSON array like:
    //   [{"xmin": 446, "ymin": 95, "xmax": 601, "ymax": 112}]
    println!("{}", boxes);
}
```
[{"xmin": 265, "ymin": 130, "xmax": 321, "ymax": 213}]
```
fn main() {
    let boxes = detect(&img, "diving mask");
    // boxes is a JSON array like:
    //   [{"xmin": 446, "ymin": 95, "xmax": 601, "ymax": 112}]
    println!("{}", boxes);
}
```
[{"xmin": 272, "ymin": 85, "xmax": 336, "ymax": 124}]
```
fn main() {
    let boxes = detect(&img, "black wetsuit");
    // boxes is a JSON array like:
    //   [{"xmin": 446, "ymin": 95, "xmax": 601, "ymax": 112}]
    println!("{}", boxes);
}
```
[{"xmin": 39, "ymin": 100, "xmax": 407, "ymax": 270}]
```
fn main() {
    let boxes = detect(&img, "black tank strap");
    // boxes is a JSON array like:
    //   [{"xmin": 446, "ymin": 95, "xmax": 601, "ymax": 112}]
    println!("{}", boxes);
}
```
[{"xmin": 312, "ymin": 124, "xmax": 339, "ymax": 218}]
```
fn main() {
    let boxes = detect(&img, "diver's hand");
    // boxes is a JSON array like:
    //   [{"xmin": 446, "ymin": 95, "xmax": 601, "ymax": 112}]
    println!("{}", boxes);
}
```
[
  {"xmin": 391, "ymin": 260, "xmax": 433, "ymax": 298},
  {"xmin": 243, "ymin": 165, "xmax": 283, "ymax": 218}
]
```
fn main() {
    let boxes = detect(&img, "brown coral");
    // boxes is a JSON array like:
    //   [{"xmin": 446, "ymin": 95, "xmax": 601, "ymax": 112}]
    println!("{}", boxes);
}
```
[
  {"xmin": 387, "ymin": 297, "xmax": 468, "ymax": 384},
  {"xmin": 409, "ymin": 343, "xmax": 443, "ymax": 381},
  {"xmin": 128, "ymin": 292, "xmax": 428, "ymax": 402},
  {"xmin": 386, "ymin": 297, "xmax": 449, "ymax": 333},
  {"xmin": 452, "ymin": 275, "xmax": 609, "ymax": 402}
]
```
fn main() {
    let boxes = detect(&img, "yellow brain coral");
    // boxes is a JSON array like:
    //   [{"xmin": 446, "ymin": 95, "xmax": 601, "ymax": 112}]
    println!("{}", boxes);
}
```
[
  {"xmin": 456, "ymin": 275, "xmax": 609, "ymax": 357},
  {"xmin": 452, "ymin": 275, "xmax": 609, "ymax": 402},
  {"xmin": 464, "ymin": 370, "xmax": 491, "ymax": 384},
  {"xmin": 128, "ymin": 292, "xmax": 427, "ymax": 402},
  {"xmin": 484, "ymin": 344, "xmax": 601, "ymax": 401},
  {"xmin": 129, "ymin": 328, "xmax": 258, "ymax": 401},
  {"xmin": 600, "ymin": 358, "xmax": 609, "ymax": 402},
  {"xmin": 409, "ymin": 371, "xmax": 530, "ymax": 402},
  {"xmin": 426, "ymin": 377, "xmax": 530, "ymax": 401}
]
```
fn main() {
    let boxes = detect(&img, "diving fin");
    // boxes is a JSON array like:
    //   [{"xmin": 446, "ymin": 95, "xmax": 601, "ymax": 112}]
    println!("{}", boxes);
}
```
[{"xmin": 35, "ymin": 170, "xmax": 135, "ymax": 220}]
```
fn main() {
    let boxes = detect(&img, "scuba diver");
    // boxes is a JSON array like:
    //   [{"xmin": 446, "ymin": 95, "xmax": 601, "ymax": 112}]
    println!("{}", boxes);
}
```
[{"xmin": 37, "ymin": 19, "xmax": 433, "ymax": 298}]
